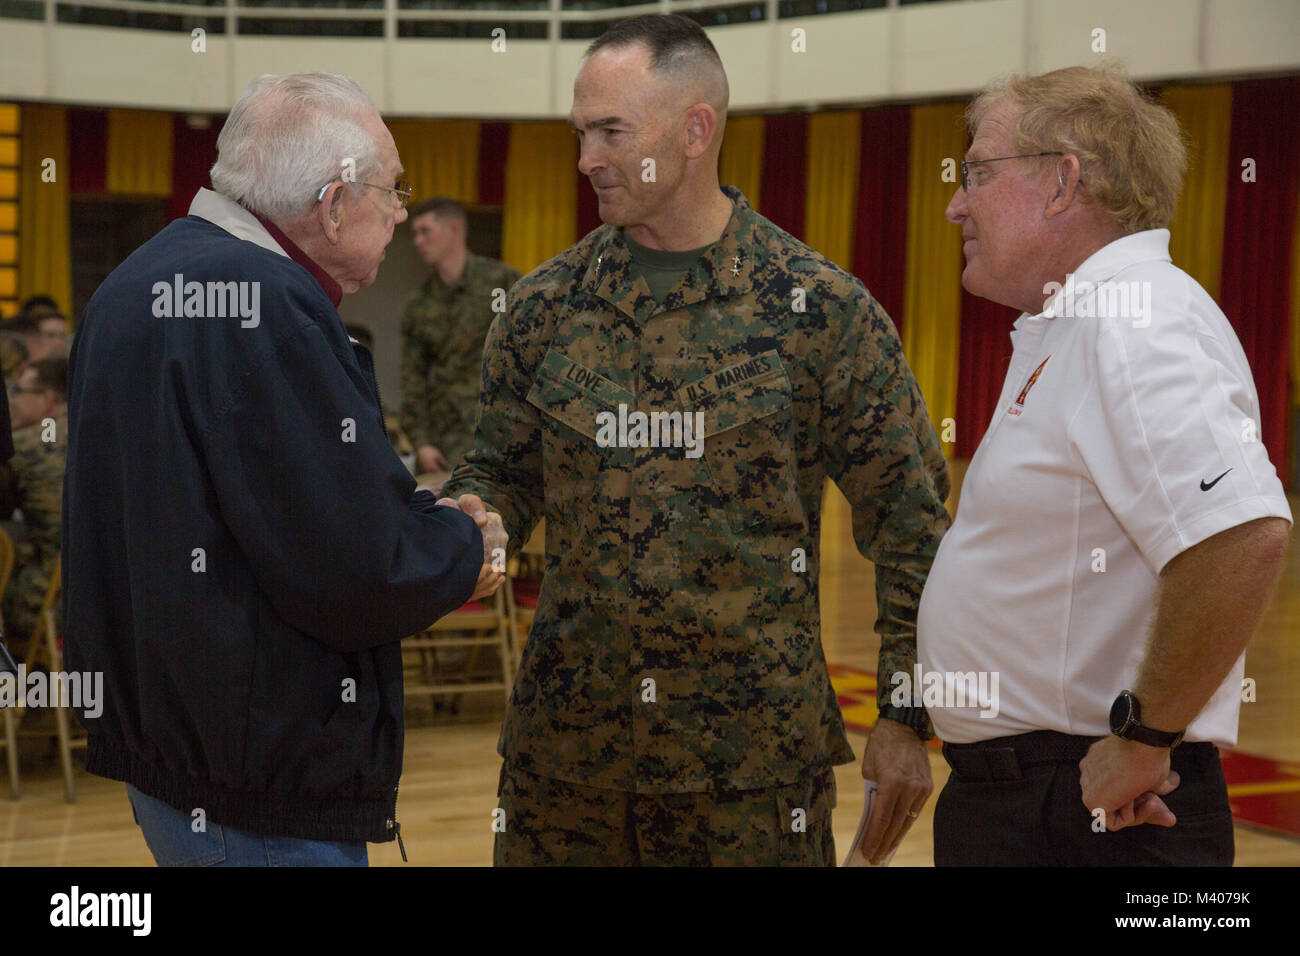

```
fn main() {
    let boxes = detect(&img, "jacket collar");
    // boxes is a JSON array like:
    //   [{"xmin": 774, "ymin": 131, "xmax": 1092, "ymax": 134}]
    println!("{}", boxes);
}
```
[
  {"xmin": 580, "ymin": 185, "xmax": 758, "ymax": 321},
  {"xmin": 187, "ymin": 187, "xmax": 343, "ymax": 308},
  {"xmin": 188, "ymin": 187, "xmax": 289, "ymax": 258}
]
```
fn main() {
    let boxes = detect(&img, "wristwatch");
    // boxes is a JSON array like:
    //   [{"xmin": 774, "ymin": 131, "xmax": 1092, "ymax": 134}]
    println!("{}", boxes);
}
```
[
  {"xmin": 1109, "ymin": 690, "xmax": 1184, "ymax": 748},
  {"xmin": 878, "ymin": 703, "xmax": 934, "ymax": 741}
]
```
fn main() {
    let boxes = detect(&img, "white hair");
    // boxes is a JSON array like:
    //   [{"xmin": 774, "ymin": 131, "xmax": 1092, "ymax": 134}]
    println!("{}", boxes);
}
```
[{"xmin": 210, "ymin": 72, "xmax": 383, "ymax": 221}]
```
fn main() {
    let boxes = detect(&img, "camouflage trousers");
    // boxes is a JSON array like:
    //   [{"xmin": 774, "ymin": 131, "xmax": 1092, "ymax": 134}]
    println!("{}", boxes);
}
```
[
  {"xmin": 493, "ymin": 763, "xmax": 837, "ymax": 866},
  {"xmin": 2, "ymin": 562, "xmax": 54, "ymax": 648}
]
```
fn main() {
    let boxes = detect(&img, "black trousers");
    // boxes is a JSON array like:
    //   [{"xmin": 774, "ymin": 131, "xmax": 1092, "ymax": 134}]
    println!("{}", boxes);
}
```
[{"xmin": 934, "ymin": 731, "xmax": 1234, "ymax": 866}]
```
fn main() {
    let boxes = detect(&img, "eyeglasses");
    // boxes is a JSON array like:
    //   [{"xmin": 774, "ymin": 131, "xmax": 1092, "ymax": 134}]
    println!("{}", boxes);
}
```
[
  {"xmin": 9, "ymin": 384, "xmax": 46, "ymax": 396},
  {"xmin": 961, "ymin": 151, "xmax": 1064, "ymax": 192},
  {"xmin": 316, "ymin": 179, "xmax": 413, "ymax": 209}
]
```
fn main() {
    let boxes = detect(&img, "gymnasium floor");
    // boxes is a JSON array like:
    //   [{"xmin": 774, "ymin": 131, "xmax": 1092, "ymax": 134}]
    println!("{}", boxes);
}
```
[{"xmin": 1, "ymin": 483, "xmax": 1296, "ymax": 867}]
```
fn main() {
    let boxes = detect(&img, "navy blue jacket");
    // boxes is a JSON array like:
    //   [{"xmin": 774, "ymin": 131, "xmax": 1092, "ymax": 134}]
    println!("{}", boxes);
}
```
[{"xmin": 63, "ymin": 213, "xmax": 483, "ymax": 844}]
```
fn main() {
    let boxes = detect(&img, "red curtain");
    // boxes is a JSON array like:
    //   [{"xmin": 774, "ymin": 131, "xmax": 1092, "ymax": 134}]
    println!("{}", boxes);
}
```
[
  {"xmin": 759, "ymin": 113, "xmax": 807, "ymax": 239},
  {"xmin": 575, "ymin": 147, "xmax": 601, "ymax": 240},
  {"xmin": 67, "ymin": 108, "xmax": 106, "ymax": 194},
  {"xmin": 1217, "ymin": 76, "xmax": 1300, "ymax": 477},
  {"xmin": 955, "ymin": 290, "xmax": 1017, "ymax": 457},
  {"xmin": 169, "ymin": 114, "xmax": 223, "ymax": 221},
  {"xmin": 477, "ymin": 121, "xmax": 509, "ymax": 207},
  {"xmin": 851, "ymin": 105, "xmax": 910, "ymax": 335}
]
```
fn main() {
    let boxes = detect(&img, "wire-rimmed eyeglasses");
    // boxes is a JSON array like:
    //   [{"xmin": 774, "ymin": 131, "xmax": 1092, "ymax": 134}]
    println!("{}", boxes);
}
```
[
  {"xmin": 316, "ymin": 179, "xmax": 413, "ymax": 209},
  {"xmin": 961, "ymin": 152, "xmax": 1064, "ymax": 192}
]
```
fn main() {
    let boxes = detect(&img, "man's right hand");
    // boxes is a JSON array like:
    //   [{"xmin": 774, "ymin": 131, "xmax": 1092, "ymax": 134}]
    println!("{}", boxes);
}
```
[
  {"xmin": 469, "ymin": 562, "xmax": 505, "ymax": 602},
  {"xmin": 437, "ymin": 493, "xmax": 509, "ymax": 597},
  {"xmin": 417, "ymin": 445, "xmax": 449, "ymax": 473}
]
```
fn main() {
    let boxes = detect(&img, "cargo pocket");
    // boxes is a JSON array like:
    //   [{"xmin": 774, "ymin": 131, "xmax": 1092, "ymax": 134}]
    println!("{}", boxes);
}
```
[{"xmin": 775, "ymin": 767, "xmax": 838, "ymax": 867}]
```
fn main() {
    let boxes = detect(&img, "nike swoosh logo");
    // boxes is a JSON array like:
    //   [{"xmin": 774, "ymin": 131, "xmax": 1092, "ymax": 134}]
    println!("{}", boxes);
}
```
[{"xmin": 1200, "ymin": 468, "xmax": 1233, "ymax": 491}]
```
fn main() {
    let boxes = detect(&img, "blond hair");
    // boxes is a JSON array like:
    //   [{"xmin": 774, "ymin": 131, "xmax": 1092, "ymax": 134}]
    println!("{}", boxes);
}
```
[{"xmin": 967, "ymin": 65, "xmax": 1187, "ymax": 233}]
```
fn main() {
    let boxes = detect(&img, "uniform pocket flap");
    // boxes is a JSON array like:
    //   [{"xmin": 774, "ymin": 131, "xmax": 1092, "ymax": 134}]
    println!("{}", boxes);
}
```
[
  {"xmin": 526, "ymin": 349, "xmax": 634, "ymax": 441},
  {"xmin": 676, "ymin": 351, "xmax": 792, "ymax": 439}
]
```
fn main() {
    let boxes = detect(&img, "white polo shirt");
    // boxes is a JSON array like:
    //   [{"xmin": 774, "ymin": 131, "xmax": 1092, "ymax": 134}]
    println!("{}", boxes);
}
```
[{"xmin": 917, "ymin": 229, "xmax": 1292, "ymax": 746}]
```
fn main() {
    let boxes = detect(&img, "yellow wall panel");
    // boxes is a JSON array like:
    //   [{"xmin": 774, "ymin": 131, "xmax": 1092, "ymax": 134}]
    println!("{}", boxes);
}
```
[
  {"xmin": 106, "ymin": 109, "xmax": 173, "ymax": 197},
  {"xmin": 718, "ymin": 115, "xmax": 764, "ymax": 211},
  {"xmin": 1163, "ymin": 84, "xmax": 1232, "ymax": 302},
  {"xmin": 501, "ymin": 122, "xmax": 577, "ymax": 275},
  {"xmin": 902, "ymin": 102, "xmax": 965, "ymax": 460}
]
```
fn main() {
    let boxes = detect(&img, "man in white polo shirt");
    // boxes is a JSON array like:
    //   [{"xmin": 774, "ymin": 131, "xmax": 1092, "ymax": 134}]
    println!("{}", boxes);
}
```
[{"xmin": 918, "ymin": 64, "xmax": 1292, "ymax": 866}]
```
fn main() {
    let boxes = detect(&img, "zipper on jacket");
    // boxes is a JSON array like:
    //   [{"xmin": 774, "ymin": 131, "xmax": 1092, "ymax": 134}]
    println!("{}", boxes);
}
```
[
  {"xmin": 388, "ymin": 783, "xmax": 407, "ymax": 862},
  {"xmin": 351, "ymin": 340, "xmax": 389, "ymax": 431}
]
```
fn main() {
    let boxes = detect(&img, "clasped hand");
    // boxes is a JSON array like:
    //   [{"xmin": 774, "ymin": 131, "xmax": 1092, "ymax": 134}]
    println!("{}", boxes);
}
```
[{"xmin": 435, "ymin": 493, "xmax": 508, "ymax": 601}]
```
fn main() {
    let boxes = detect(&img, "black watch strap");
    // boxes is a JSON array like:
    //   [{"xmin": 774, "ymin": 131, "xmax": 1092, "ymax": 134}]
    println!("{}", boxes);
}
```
[
  {"xmin": 1110, "ymin": 690, "xmax": 1184, "ymax": 748},
  {"xmin": 877, "ymin": 704, "xmax": 934, "ymax": 741}
]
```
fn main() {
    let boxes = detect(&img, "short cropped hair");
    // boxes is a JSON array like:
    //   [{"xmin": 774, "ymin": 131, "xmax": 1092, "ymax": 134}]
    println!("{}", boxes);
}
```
[
  {"xmin": 967, "ymin": 65, "xmax": 1187, "ymax": 233},
  {"xmin": 585, "ymin": 13, "xmax": 725, "ymax": 84},
  {"xmin": 409, "ymin": 197, "xmax": 467, "ymax": 230},
  {"xmin": 29, "ymin": 357, "xmax": 68, "ymax": 400},
  {"xmin": 6, "ymin": 307, "xmax": 64, "ymax": 334},
  {"xmin": 20, "ymin": 294, "xmax": 59, "ymax": 313}
]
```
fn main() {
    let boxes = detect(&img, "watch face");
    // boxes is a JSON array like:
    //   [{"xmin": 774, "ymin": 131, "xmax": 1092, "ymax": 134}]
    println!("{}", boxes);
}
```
[{"xmin": 1109, "ymin": 692, "xmax": 1129, "ymax": 734}]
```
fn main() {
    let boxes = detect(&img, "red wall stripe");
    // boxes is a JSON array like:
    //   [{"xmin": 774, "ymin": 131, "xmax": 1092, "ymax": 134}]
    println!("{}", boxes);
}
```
[
  {"xmin": 169, "ymin": 114, "xmax": 223, "ymax": 221},
  {"xmin": 477, "ymin": 121, "xmax": 509, "ymax": 207},
  {"xmin": 759, "ymin": 112, "xmax": 807, "ymax": 239},
  {"xmin": 67, "ymin": 108, "xmax": 106, "ymax": 194},
  {"xmin": 852, "ymin": 105, "xmax": 911, "ymax": 335},
  {"xmin": 1218, "ymin": 76, "xmax": 1300, "ymax": 476}
]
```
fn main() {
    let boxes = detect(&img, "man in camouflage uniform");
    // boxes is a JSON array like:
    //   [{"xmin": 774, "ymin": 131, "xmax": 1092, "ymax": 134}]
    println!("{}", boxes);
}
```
[
  {"xmin": 441, "ymin": 14, "xmax": 951, "ymax": 866},
  {"xmin": 401, "ymin": 197, "xmax": 521, "ymax": 475},
  {"xmin": 0, "ymin": 358, "xmax": 67, "ymax": 643}
]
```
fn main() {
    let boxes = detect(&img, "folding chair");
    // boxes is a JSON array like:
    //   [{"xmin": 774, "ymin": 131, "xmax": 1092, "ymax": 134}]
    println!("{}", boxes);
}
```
[
  {"xmin": 403, "ymin": 582, "xmax": 513, "ymax": 709},
  {"xmin": 2, "ymin": 558, "xmax": 84, "ymax": 801}
]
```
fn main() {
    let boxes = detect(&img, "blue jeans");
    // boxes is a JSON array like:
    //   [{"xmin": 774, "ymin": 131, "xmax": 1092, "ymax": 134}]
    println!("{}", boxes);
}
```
[{"xmin": 126, "ymin": 783, "xmax": 368, "ymax": 867}]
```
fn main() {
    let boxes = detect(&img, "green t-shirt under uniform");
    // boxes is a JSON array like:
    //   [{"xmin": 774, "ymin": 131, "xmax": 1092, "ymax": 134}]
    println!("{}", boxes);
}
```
[{"xmin": 624, "ymin": 231, "xmax": 713, "ymax": 303}]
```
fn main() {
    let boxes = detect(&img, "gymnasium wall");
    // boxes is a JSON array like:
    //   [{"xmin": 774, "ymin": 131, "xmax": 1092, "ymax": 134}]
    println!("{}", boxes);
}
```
[
  {"xmin": 0, "ymin": 0, "xmax": 1297, "ymax": 113},
  {"xmin": 4, "ymin": 74, "xmax": 1298, "ymax": 488}
]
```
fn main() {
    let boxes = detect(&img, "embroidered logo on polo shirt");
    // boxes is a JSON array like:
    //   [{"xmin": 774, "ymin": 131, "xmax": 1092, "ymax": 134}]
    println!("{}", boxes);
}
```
[{"xmin": 1008, "ymin": 355, "xmax": 1051, "ymax": 417}]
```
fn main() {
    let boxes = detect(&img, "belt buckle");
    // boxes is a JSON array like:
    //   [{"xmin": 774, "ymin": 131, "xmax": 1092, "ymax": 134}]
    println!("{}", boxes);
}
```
[{"xmin": 986, "ymin": 747, "xmax": 1021, "ymax": 781}]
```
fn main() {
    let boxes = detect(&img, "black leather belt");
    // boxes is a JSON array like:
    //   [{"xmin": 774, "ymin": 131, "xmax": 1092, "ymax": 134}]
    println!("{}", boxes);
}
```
[
  {"xmin": 943, "ymin": 731, "xmax": 1219, "ymax": 782},
  {"xmin": 942, "ymin": 731, "xmax": 1101, "ymax": 782}
]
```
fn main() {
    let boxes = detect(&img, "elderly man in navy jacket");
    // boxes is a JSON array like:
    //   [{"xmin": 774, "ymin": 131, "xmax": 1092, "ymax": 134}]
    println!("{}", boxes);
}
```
[{"xmin": 63, "ymin": 73, "xmax": 504, "ymax": 866}]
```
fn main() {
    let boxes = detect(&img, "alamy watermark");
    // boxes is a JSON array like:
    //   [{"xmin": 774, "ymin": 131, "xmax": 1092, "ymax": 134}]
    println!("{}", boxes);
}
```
[
  {"xmin": 595, "ymin": 405, "xmax": 704, "ymax": 459},
  {"xmin": 0, "ymin": 665, "xmax": 103, "ymax": 719},
  {"xmin": 1042, "ymin": 275, "xmax": 1152, "ymax": 327},
  {"xmin": 152, "ymin": 273, "xmax": 260, "ymax": 328},
  {"xmin": 889, "ymin": 665, "xmax": 1000, "ymax": 718}
]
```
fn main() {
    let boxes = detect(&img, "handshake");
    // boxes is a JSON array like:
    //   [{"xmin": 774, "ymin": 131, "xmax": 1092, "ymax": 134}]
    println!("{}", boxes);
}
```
[{"xmin": 435, "ymin": 493, "xmax": 509, "ymax": 602}]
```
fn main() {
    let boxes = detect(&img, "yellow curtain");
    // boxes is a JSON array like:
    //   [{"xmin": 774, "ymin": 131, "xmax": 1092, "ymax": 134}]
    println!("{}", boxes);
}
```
[
  {"xmin": 501, "ymin": 122, "xmax": 576, "ymax": 274},
  {"xmin": 18, "ymin": 104, "xmax": 72, "ymax": 317},
  {"xmin": 388, "ymin": 120, "xmax": 480, "ymax": 205},
  {"xmin": 106, "ymin": 109, "xmax": 172, "ymax": 197},
  {"xmin": 718, "ymin": 114, "xmax": 764, "ymax": 210},
  {"xmin": 803, "ymin": 111, "xmax": 863, "ymax": 553},
  {"xmin": 1162, "ymin": 84, "xmax": 1232, "ymax": 302},
  {"xmin": 902, "ymin": 102, "xmax": 964, "ymax": 462},
  {"xmin": 804, "ymin": 111, "xmax": 861, "ymax": 271},
  {"xmin": 0, "ymin": 104, "xmax": 18, "ymax": 314}
]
